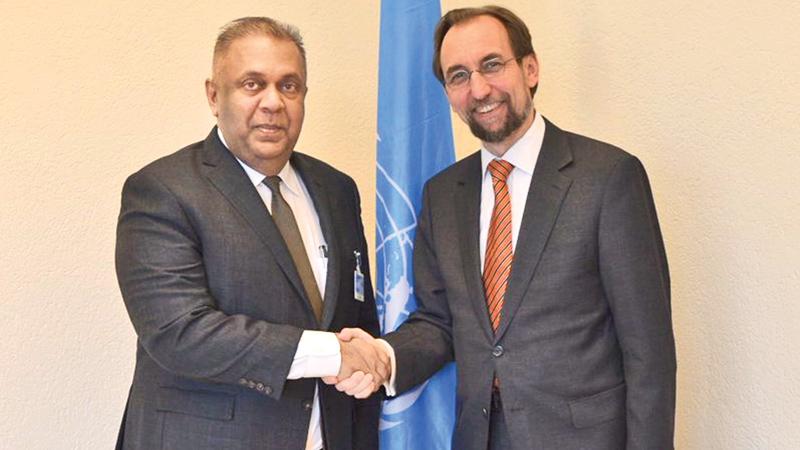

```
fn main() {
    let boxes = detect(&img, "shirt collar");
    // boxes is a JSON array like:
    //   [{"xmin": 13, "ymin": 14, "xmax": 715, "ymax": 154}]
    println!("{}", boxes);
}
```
[
  {"xmin": 480, "ymin": 110, "xmax": 545, "ymax": 178},
  {"xmin": 217, "ymin": 128, "xmax": 302, "ymax": 196}
]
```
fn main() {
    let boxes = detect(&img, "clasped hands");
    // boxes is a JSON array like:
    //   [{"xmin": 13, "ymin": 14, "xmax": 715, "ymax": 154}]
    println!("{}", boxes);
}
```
[{"xmin": 322, "ymin": 328, "xmax": 390, "ymax": 399}]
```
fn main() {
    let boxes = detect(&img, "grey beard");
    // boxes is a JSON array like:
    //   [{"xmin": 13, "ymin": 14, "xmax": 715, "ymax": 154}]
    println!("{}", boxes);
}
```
[{"xmin": 467, "ymin": 96, "xmax": 532, "ymax": 143}]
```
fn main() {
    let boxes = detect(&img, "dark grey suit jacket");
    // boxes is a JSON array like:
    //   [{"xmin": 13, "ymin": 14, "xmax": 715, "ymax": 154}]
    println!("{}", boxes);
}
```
[
  {"xmin": 384, "ymin": 118, "xmax": 676, "ymax": 450},
  {"xmin": 115, "ymin": 129, "xmax": 380, "ymax": 450}
]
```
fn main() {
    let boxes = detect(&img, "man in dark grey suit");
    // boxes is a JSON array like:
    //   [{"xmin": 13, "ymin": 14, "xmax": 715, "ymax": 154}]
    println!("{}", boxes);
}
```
[
  {"xmin": 115, "ymin": 17, "xmax": 386, "ymax": 450},
  {"xmin": 334, "ymin": 5, "xmax": 676, "ymax": 449}
]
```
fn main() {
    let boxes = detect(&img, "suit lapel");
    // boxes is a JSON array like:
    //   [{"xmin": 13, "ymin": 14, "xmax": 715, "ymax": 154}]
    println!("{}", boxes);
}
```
[
  {"xmin": 291, "ymin": 153, "xmax": 340, "ymax": 330},
  {"xmin": 199, "ymin": 129, "xmax": 311, "ymax": 320},
  {"xmin": 455, "ymin": 153, "xmax": 496, "ymax": 341},
  {"xmin": 494, "ymin": 120, "xmax": 573, "ymax": 341}
]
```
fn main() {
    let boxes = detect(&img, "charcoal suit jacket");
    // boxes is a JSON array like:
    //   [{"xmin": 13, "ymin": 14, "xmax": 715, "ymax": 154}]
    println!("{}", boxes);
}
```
[
  {"xmin": 384, "ymin": 118, "xmax": 676, "ymax": 450},
  {"xmin": 115, "ymin": 128, "xmax": 379, "ymax": 450}
]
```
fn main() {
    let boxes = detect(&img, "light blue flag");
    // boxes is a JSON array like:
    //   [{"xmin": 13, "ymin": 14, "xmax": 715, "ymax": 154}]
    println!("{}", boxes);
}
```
[{"xmin": 375, "ymin": 1, "xmax": 456, "ymax": 449}]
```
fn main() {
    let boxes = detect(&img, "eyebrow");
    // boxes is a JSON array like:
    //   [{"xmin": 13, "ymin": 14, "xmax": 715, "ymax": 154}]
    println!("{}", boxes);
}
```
[
  {"xmin": 444, "ymin": 64, "xmax": 467, "ymax": 77},
  {"xmin": 480, "ymin": 53, "xmax": 505, "ymax": 64},
  {"xmin": 237, "ymin": 70, "xmax": 305, "ymax": 84},
  {"xmin": 238, "ymin": 71, "xmax": 266, "ymax": 81}
]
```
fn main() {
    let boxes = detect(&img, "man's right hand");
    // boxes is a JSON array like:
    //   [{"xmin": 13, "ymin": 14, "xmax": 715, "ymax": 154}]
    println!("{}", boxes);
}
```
[
  {"xmin": 322, "ymin": 328, "xmax": 390, "ymax": 398},
  {"xmin": 338, "ymin": 330, "xmax": 390, "ymax": 382}
]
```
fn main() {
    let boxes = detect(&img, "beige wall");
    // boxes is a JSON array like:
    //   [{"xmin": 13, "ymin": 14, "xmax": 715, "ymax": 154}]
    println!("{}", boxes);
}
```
[{"xmin": 2, "ymin": 1, "xmax": 798, "ymax": 448}]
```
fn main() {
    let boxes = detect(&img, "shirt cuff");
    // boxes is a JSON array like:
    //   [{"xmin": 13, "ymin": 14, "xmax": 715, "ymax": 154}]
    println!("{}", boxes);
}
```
[
  {"xmin": 287, "ymin": 330, "xmax": 341, "ymax": 379},
  {"xmin": 377, "ymin": 339, "xmax": 398, "ymax": 396}
]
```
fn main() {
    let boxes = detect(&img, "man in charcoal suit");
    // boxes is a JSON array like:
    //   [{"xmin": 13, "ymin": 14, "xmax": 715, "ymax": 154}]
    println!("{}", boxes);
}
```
[
  {"xmin": 333, "ymin": 5, "xmax": 676, "ymax": 450},
  {"xmin": 115, "ymin": 17, "xmax": 387, "ymax": 450}
]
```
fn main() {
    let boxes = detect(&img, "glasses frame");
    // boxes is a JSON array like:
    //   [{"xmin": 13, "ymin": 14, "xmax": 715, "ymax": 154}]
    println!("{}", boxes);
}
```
[{"xmin": 444, "ymin": 55, "xmax": 521, "ymax": 90}]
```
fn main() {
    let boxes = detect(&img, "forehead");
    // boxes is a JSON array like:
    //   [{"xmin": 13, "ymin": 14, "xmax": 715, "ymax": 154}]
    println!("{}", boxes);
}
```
[
  {"xmin": 440, "ymin": 15, "xmax": 513, "ymax": 70},
  {"xmin": 216, "ymin": 34, "xmax": 305, "ymax": 80}
]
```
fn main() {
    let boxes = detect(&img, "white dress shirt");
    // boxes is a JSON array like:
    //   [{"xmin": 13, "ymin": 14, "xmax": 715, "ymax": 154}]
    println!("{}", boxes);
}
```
[
  {"xmin": 479, "ymin": 111, "xmax": 545, "ymax": 267},
  {"xmin": 220, "ymin": 130, "xmax": 339, "ymax": 450},
  {"xmin": 382, "ymin": 111, "xmax": 546, "ymax": 396}
]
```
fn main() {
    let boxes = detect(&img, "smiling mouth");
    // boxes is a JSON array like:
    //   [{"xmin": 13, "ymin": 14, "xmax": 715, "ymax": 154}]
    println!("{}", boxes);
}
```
[
  {"xmin": 473, "ymin": 101, "xmax": 503, "ymax": 114},
  {"xmin": 252, "ymin": 124, "xmax": 286, "ymax": 138},
  {"xmin": 251, "ymin": 124, "xmax": 286, "ymax": 143},
  {"xmin": 254, "ymin": 124, "xmax": 283, "ymax": 131}
]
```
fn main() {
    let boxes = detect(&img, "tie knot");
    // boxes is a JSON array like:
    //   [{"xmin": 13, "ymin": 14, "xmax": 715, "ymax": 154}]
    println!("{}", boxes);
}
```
[
  {"xmin": 488, "ymin": 159, "xmax": 514, "ymax": 182},
  {"xmin": 263, "ymin": 175, "xmax": 282, "ymax": 194}
]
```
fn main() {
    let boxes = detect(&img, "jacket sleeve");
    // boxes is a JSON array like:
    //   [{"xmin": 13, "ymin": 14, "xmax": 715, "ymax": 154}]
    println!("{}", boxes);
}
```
[
  {"xmin": 115, "ymin": 169, "xmax": 302, "ymax": 399},
  {"xmin": 598, "ymin": 155, "xmax": 676, "ymax": 449},
  {"xmin": 383, "ymin": 181, "xmax": 455, "ymax": 394}
]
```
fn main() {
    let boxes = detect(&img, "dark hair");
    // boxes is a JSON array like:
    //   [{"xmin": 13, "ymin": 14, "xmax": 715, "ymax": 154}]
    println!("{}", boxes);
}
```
[
  {"xmin": 432, "ymin": 5, "xmax": 537, "ymax": 96},
  {"xmin": 213, "ymin": 17, "xmax": 306, "ymax": 77}
]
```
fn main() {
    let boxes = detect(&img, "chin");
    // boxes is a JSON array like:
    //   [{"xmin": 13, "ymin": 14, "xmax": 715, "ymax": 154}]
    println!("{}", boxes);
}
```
[
  {"xmin": 255, "ymin": 149, "xmax": 291, "ymax": 162},
  {"xmin": 249, "ymin": 138, "xmax": 287, "ymax": 155}
]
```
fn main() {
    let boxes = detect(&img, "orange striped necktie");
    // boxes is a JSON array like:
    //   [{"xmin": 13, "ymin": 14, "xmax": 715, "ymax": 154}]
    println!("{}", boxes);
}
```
[{"xmin": 483, "ymin": 159, "xmax": 515, "ymax": 332}]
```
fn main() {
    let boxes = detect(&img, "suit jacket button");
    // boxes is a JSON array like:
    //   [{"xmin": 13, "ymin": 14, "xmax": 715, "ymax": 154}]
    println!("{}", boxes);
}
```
[
  {"xmin": 492, "ymin": 345, "xmax": 504, "ymax": 357},
  {"xmin": 302, "ymin": 400, "xmax": 313, "ymax": 411},
  {"xmin": 247, "ymin": 380, "xmax": 256, "ymax": 389},
  {"xmin": 264, "ymin": 385, "xmax": 273, "ymax": 395},
  {"xmin": 256, "ymin": 383, "xmax": 265, "ymax": 392},
  {"xmin": 239, "ymin": 378, "xmax": 248, "ymax": 385},
  {"xmin": 482, "ymin": 407, "xmax": 489, "ymax": 418}
]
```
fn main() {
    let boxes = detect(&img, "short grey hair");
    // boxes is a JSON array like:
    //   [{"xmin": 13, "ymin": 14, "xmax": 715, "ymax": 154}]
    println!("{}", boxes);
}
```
[{"xmin": 212, "ymin": 17, "xmax": 306, "ymax": 76}]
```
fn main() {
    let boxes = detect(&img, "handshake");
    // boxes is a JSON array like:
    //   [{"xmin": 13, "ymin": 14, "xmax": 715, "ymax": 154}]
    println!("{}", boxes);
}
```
[{"xmin": 323, "ymin": 328, "xmax": 392, "ymax": 399}]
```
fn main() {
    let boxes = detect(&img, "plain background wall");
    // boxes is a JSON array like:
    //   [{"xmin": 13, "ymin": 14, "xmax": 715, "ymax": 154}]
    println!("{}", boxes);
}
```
[{"xmin": 1, "ymin": 0, "xmax": 798, "ymax": 448}]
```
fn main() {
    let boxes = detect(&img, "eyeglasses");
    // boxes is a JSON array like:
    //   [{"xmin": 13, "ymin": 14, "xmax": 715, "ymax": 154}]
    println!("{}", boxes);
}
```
[{"xmin": 444, "ymin": 56, "xmax": 520, "ymax": 90}]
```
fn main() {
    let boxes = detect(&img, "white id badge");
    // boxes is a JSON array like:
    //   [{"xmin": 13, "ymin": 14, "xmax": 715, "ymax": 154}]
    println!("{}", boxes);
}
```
[{"xmin": 354, "ymin": 250, "xmax": 365, "ymax": 302}]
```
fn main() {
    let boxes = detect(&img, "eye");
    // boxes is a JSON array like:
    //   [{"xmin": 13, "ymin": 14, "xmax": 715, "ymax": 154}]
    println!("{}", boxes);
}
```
[
  {"xmin": 482, "ymin": 59, "xmax": 504, "ymax": 73},
  {"xmin": 278, "ymin": 78, "xmax": 306, "ymax": 97},
  {"xmin": 242, "ymin": 79, "xmax": 262, "ymax": 91},
  {"xmin": 280, "ymin": 81, "xmax": 298, "ymax": 93},
  {"xmin": 447, "ymin": 70, "xmax": 470, "ymax": 86}
]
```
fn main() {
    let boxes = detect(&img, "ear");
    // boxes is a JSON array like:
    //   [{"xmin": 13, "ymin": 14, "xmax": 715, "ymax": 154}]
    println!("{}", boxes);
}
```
[
  {"xmin": 205, "ymin": 78, "xmax": 219, "ymax": 117},
  {"xmin": 521, "ymin": 53, "xmax": 539, "ymax": 91}
]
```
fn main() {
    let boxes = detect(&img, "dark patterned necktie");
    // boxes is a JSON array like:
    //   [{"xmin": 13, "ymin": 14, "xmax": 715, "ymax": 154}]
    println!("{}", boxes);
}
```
[{"xmin": 264, "ymin": 176, "xmax": 323, "ymax": 323}]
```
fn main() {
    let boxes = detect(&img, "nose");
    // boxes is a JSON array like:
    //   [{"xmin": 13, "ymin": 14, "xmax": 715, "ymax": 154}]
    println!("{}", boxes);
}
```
[
  {"xmin": 258, "ymin": 85, "xmax": 285, "ymax": 112},
  {"xmin": 468, "ymin": 71, "xmax": 492, "ymax": 100}
]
